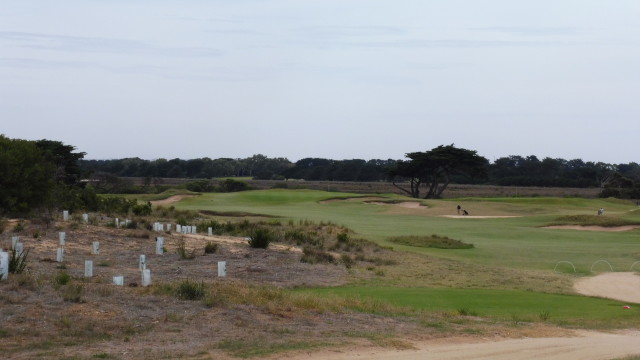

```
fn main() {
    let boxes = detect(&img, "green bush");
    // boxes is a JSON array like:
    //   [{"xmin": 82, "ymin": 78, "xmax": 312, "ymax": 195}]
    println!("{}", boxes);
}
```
[
  {"xmin": 185, "ymin": 180, "xmax": 215, "ymax": 192},
  {"xmin": 176, "ymin": 279, "xmax": 207, "ymax": 300},
  {"xmin": 218, "ymin": 179, "xmax": 250, "ymax": 193},
  {"xmin": 336, "ymin": 231, "xmax": 349, "ymax": 243},
  {"xmin": 204, "ymin": 241, "xmax": 218, "ymax": 254},
  {"xmin": 54, "ymin": 271, "xmax": 71, "ymax": 286},
  {"xmin": 248, "ymin": 228, "xmax": 272, "ymax": 249},
  {"xmin": 131, "ymin": 202, "xmax": 152, "ymax": 216}
]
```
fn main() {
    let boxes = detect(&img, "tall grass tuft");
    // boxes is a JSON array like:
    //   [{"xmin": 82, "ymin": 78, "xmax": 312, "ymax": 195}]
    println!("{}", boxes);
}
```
[
  {"xmin": 176, "ymin": 279, "xmax": 207, "ymax": 300},
  {"xmin": 9, "ymin": 248, "xmax": 29, "ymax": 274}
]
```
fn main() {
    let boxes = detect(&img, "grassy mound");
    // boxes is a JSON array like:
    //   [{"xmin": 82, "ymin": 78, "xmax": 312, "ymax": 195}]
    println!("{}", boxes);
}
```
[{"xmin": 388, "ymin": 235, "xmax": 474, "ymax": 249}]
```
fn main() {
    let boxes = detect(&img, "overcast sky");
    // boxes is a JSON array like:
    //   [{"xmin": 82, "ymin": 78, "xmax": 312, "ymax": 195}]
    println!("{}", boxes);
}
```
[{"xmin": 1, "ymin": 1, "xmax": 639, "ymax": 163}]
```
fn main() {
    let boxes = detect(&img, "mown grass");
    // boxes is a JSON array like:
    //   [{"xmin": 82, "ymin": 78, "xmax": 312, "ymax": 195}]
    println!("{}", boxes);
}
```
[
  {"xmin": 299, "ymin": 286, "xmax": 640, "ymax": 328},
  {"xmin": 171, "ymin": 190, "xmax": 640, "ymax": 272}
]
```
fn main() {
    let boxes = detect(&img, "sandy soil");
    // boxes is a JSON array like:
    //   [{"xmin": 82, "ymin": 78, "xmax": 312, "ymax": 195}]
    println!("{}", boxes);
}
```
[
  {"xmin": 149, "ymin": 194, "xmax": 196, "ymax": 206},
  {"xmin": 368, "ymin": 201, "xmax": 425, "ymax": 209},
  {"xmin": 440, "ymin": 215, "xmax": 521, "ymax": 219},
  {"xmin": 544, "ymin": 225, "xmax": 640, "ymax": 232},
  {"xmin": 291, "ymin": 330, "xmax": 640, "ymax": 360},
  {"xmin": 574, "ymin": 272, "xmax": 640, "ymax": 303}
]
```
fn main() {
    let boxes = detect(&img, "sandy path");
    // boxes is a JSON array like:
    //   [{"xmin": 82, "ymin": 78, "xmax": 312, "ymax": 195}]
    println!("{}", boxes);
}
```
[
  {"xmin": 294, "ymin": 331, "xmax": 640, "ymax": 360},
  {"xmin": 440, "ymin": 215, "xmax": 521, "ymax": 219},
  {"xmin": 149, "ymin": 194, "xmax": 196, "ymax": 206},
  {"xmin": 574, "ymin": 272, "xmax": 640, "ymax": 303}
]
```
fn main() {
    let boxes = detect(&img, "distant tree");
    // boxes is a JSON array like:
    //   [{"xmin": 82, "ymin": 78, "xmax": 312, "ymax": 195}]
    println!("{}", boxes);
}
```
[{"xmin": 390, "ymin": 145, "xmax": 488, "ymax": 198}]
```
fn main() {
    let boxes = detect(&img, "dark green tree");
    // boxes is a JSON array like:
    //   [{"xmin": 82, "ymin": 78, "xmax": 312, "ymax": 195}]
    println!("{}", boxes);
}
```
[
  {"xmin": 0, "ymin": 135, "xmax": 56, "ymax": 215},
  {"xmin": 390, "ymin": 145, "xmax": 488, "ymax": 198}
]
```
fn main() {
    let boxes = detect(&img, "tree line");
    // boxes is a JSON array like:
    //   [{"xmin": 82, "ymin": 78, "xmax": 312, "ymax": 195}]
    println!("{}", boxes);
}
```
[
  {"xmin": 79, "ymin": 152, "xmax": 640, "ymax": 190},
  {"xmin": 2, "ymin": 135, "xmax": 639, "ymax": 218}
]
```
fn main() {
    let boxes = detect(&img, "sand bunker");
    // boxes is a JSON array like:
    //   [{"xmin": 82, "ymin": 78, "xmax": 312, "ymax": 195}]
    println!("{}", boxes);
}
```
[
  {"xmin": 150, "ymin": 194, "xmax": 196, "ymax": 206},
  {"xmin": 368, "ymin": 201, "xmax": 425, "ymax": 208},
  {"xmin": 320, "ymin": 197, "xmax": 426, "ymax": 208},
  {"xmin": 574, "ymin": 272, "xmax": 640, "ymax": 303},
  {"xmin": 545, "ymin": 225, "xmax": 640, "ymax": 232}
]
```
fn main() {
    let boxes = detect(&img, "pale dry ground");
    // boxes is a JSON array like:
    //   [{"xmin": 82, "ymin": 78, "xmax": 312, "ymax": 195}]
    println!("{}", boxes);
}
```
[
  {"xmin": 545, "ymin": 225, "xmax": 640, "ymax": 232},
  {"xmin": 149, "ymin": 194, "xmax": 195, "ymax": 206},
  {"xmin": 440, "ymin": 215, "xmax": 522, "ymax": 219},
  {"xmin": 289, "ymin": 330, "xmax": 640, "ymax": 360},
  {"xmin": 574, "ymin": 272, "xmax": 640, "ymax": 304}
]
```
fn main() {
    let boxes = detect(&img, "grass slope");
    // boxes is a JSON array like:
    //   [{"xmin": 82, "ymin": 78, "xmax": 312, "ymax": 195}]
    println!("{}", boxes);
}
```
[{"xmin": 173, "ymin": 190, "xmax": 640, "ymax": 273}]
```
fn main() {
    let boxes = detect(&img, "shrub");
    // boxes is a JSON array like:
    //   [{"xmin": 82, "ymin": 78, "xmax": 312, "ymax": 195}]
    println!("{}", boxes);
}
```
[
  {"xmin": 176, "ymin": 279, "xmax": 207, "ymax": 300},
  {"xmin": 131, "ymin": 202, "xmax": 152, "ymax": 216},
  {"xmin": 300, "ymin": 247, "xmax": 335, "ymax": 264},
  {"xmin": 336, "ymin": 231, "xmax": 349, "ymax": 243},
  {"xmin": 62, "ymin": 284, "xmax": 84, "ymax": 303},
  {"xmin": 54, "ymin": 271, "xmax": 71, "ymax": 286},
  {"xmin": 248, "ymin": 228, "xmax": 272, "ymax": 249},
  {"xmin": 218, "ymin": 179, "xmax": 250, "ymax": 193},
  {"xmin": 177, "ymin": 238, "xmax": 196, "ymax": 259},
  {"xmin": 13, "ymin": 222, "xmax": 26, "ymax": 233},
  {"xmin": 0, "ymin": 218, "xmax": 6, "ymax": 234},
  {"xmin": 340, "ymin": 254, "xmax": 355, "ymax": 269},
  {"xmin": 9, "ymin": 248, "xmax": 29, "ymax": 274},
  {"xmin": 204, "ymin": 241, "xmax": 218, "ymax": 254}
]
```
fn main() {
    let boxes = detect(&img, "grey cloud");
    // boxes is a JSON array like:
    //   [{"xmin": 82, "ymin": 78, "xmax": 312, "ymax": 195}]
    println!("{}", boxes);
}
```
[{"xmin": 0, "ymin": 31, "xmax": 222, "ymax": 57}]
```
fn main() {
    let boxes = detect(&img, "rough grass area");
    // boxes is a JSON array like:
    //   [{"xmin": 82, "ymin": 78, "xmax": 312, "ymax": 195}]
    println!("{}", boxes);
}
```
[
  {"xmin": 388, "ymin": 235, "xmax": 474, "ymax": 249},
  {"xmin": 548, "ymin": 215, "xmax": 640, "ymax": 227}
]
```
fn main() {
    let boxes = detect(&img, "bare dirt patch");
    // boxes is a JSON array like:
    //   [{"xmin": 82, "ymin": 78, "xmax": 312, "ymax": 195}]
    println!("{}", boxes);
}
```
[
  {"xmin": 149, "ymin": 194, "xmax": 196, "ymax": 206},
  {"xmin": 440, "ymin": 215, "xmax": 521, "ymax": 219},
  {"xmin": 574, "ymin": 272, "xmax": 640, "ymax": 303},
  {"xmin": 544, "ymin": 225, "xmax": 640, "ymax": 232},
  {"xmin": 292, "ymin": 330, "xmax": 640, "ymax": 360}
]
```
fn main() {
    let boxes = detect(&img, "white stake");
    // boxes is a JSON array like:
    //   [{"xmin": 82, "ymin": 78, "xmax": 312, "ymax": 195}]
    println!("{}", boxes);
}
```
[
  {"xmin": 59, "ymin": 232, "xmax": 66, "ymax": 246},
  {"xmin": 0, "ymin": 251, "xmax": 9, "ymax": 280},
  {"xmin": 56, "ymin": 248, "xmax": 64, "ymax": 262},
  {"xmin": 84, "ymin": 260, "xmax": 93, "ymax": 278},
  {"xmin": 142, "ymin": 269, "xmax": 152, "ymax": 287},
  {"xmin": 92, "ymin": 241, "xmax": 100, "ymax": 255},
  {"xmin": 218, "ymin": 261, "xmax": 227, "ymax": 277},
  {"xmin": 113, "ymin": 275, "xmax": 124, "ymax": 286},
  {"xmin": 155, "ymin": 237, "xmax": 164, "ymax": 255},
  {"xmin": 139, "ymin": 254, "xmax": 146, "ymax": 270},
  {"xmin": 63, "ymin": 210, "xmax": 69, "ymax": 221}
]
